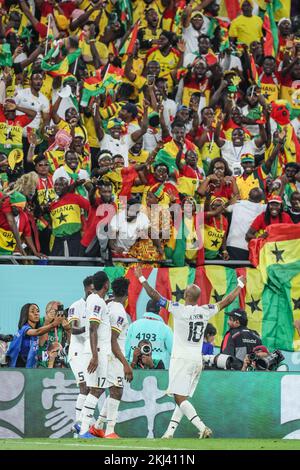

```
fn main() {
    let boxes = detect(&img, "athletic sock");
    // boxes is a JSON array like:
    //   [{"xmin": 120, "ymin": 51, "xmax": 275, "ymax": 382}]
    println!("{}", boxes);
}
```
[
  {"xmin": 95, "ymin": 397, "xmax": 108, "ymax": 430},
  {"xmin": 179, "ymin": 400, "xmax": 205, "ymax": 433},
  {"xmin": 164, "ymin": 405, "xmax": 183, "ymax": 436},
  {"xmin": 105, "ymin": 398, "xmax": 120, "ymax": 435},
  {"xmin": 75, "ymin": 394, "xmax": 87, "ymax": 423},
  {"xmin": 80, "ymin": 394, "xmax": 98, "ymax": 435}
]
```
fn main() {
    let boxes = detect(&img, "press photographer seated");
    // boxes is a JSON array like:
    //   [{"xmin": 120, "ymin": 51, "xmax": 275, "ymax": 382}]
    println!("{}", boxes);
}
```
[
  {"xmin": 130, "ymin": 340, "xmax": 165, "ymax": 370},
  {"xmin": 241, "ymin": 345, "xmax": 286, "ymax": 371}
]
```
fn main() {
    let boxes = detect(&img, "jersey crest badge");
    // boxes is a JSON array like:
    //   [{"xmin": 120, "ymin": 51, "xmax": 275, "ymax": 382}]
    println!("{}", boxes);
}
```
[
  {"xmin": 93, "ymin": 305, "xmax": 101, "ymax": 313},
  {"xmin": 117, "ymin": 316, "xmax": 124, "ymax": 326}
]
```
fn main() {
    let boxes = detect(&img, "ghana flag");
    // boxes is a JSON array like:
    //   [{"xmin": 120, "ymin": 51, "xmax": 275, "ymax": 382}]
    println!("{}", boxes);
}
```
[
  {"xmin": 249, "ymin": 223, "xmax": 300, "ymax": 351},
  {"xmin": 49, "ymin": 193, "xmax": 88, "ymax": 237}
]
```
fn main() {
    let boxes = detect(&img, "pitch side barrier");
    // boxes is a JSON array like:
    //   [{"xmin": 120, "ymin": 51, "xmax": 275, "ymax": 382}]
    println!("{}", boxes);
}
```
[
  {"xmin": 0, "ymin": 255, "xmax": 252, "ymax": 266},
  {"xmin": 0, "ymin": 368, "xmax": 298, "ymax": 439}
]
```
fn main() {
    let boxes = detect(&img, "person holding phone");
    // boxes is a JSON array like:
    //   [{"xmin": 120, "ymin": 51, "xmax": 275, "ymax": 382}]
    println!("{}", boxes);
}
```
[{"xmin": 37, "ymin": 300, "xmax": 71, "ymax": 368}]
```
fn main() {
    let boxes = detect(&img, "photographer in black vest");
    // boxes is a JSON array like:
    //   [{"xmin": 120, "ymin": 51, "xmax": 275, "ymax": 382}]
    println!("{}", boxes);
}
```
[{"xmin": 220, "ymin": 308, "xmax": 262, "ymax": 370}]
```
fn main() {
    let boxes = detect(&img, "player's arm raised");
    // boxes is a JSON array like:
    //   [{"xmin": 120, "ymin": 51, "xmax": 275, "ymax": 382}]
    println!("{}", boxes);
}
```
[
  {"xmin": 134, "ymin": 266, "xmax": 163, "ymax": 303},
  {"xmin": 111, "ymin": 329, "xmax": 133, "ymax": 382},
  {"xmin": 217, "ymin": 276, "xmax": 246, "ymax": 311}
]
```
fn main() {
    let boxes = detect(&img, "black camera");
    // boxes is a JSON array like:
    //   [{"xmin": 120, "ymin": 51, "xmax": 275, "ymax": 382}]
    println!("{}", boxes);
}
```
[
  {"xmin": 254, "ymin": 349, "xmax": 285, "ymax": 371},
  {"xmin": 0, "ymin": 334, "xmax": 13, "ymax": 342},
  {"xmin": 54, "ymin": 344, "xmax": 69, "ymax": 367},
  {"xmin": 140, "ymin": 344, "xmax": 152, "ymax": 355},
  {"xmin": 56, "ymin": 304, "xmax": 68, "ymax": 318}
]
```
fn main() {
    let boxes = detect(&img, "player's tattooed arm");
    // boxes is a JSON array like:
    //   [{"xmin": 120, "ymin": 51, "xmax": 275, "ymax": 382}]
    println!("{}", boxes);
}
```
[
  {"xmin": 218, "ymin": 275, "xmax": 246, "ymax": 311},
  {"xmin": 134, "ymin": 266, "xmax": 162, "ymax": 302}
]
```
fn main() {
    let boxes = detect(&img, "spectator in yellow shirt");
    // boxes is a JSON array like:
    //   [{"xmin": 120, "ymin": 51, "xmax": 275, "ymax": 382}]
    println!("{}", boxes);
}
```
[{"xmin": 229, "ymin": 0, "xmax": 263, "ymax": 47}]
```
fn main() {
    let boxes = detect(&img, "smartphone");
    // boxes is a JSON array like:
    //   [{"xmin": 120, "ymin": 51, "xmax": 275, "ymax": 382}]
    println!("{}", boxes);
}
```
[{"xmin": 147, "ymin": 75, "xmax": 155, "ymax": 86}]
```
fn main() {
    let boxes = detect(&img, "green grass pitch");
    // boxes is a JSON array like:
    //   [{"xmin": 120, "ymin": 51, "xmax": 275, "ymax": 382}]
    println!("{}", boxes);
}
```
[{"xmin": 1, "ymin": 438, "xmax": 300, "ymax": 450}]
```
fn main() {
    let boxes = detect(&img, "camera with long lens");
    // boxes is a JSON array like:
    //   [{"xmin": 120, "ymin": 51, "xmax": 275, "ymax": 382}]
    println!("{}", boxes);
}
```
[
  {"xmin": 140, "ymin": 344, "xmax": 152, "ymax": 355},
  {"xmin": 250, "ymin": 349, "xmax": 285, "ymax": 371},
  {"xmin": 203, "ymin": 353, "xmax": 239, "ymax": 370},
  {"xmin": 54, "ymin": 344, "xmax": 69, "ymax": 367}
]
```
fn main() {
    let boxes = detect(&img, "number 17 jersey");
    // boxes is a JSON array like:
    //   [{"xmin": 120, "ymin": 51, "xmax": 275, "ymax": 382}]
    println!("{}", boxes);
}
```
[{"xmin": 165, "ymin": 301, "xmax": 219, "ymax": 360}]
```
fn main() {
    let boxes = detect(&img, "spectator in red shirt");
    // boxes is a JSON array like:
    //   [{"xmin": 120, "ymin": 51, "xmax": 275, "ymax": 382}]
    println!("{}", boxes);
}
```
[
  {"xmin": 0, "ymin": 192, "xmax": 25, "ymax": 255},
  {"xmin": 246, "ymin": 195, "xmax": 292, "ymax": 241}
]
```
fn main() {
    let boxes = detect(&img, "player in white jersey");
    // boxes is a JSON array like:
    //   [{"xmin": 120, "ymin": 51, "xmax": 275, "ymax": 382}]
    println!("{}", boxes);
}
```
[
  {"xmin": 79, "ymin": 271, "xmax": 111, "ymax": 438},
  {"xmin": 68, "ymin": 276, "xmax": 94, "ymax": 431},
  {"xmin": 90, "ymin": 277, "xmax": 133, "ymax": 439},
  {"xmin": 135, "ymin": 265, "xmax": 246, "ymax": 439}
]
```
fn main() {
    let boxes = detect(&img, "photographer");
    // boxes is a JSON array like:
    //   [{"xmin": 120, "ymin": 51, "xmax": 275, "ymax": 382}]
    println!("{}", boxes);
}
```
[
  {"xmin": 241, "ymin": 345, "xmax": 286, "ymax": 371},
  {"xmin": 47, "ymin": 341, "xmax": 68, "ymax": 369},
  {"xmin": 130, "ymin": 340, "xmax": 165, "ymax": 370},
  {"xmin": 37, "ymin": 301, "xmax": 71, "ymax": 368},
  {"xmin": 0, "ymin": 334, "xmax": 13, "ymax": 367},
  {"xmin": 219, "ymin": 308, "xmax": 262, "ymax": 370}
]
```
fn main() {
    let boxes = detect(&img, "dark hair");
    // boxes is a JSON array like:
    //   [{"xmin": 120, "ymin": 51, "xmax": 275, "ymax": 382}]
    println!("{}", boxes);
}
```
[
  {"xmin": 117, "ymin": 83, "xmax": 135, "ymax": 99},
  {"xmin": 263, "ymin": 55, "xmax": 276, "ymax": 63},
  {"xmin": 291, "ymin": 191, "xmax": 300, "ymax": 201},
  {"xmin": 207, "ymin": 157, "xmax": 232, "ymax": 177},
  {"xmin": 111, "ymin": 277, "xmax": 130, "ymax": 298},
  {"xmin": 86, "ymin": 20, "xmax": 100, "ymax": 37},
  {"xmin": 83, "ymin": 276, "xmax": 94, "ymax": 289},
  {"xmin": 265, "ymin": 202, "xmax": 283, "ymax": 225},
  {"xmin": 93, "ymin": 271, "xmax": 109, "ymax": 291},
  {"xmin": 171, "ymin": 119, "xmax": 185, "ymax": 130},
  {"xmin": 160, "ymin": 30, "xmax": 176, "ymax": 46},
  {"xmin": 18, "ymin": 303, "xmax": 40, "ymax": 329},
  {"xmin": 69, "ymin": 36, "xmax": 79, "ymax": 49},
  {"xmin": 198, "ymin": 34, "xmax": 210, "ymax": 42},
  {"xmin": 285, "ymin": 162, "xmax": 299, "ymax": 171},
  {"xmin": 33, "ymin": 153, "xmax": 47, "ymax": 166},
  {"xmin": 205, "ymin": 323, "xmax": 217, "ymax": 338}
]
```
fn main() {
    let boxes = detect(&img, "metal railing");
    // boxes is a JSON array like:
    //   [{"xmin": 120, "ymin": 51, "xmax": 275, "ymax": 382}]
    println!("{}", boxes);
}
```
[{"xmin": 0, "ymin": 255, "xmax": 253, "ymax": 267}]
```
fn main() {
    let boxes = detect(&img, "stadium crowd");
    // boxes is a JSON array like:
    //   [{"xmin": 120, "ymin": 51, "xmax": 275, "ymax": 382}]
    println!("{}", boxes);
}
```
[{"xmin": 0, "ymin": 0, "xmax": 299, "ymax": 266}]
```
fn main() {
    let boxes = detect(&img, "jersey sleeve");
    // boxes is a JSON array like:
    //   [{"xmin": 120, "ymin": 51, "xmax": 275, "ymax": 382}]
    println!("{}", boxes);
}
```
[
  {"xmin": 86, "ymin": 297, "xmax": 102, "ymax": 324},
  {"xmin": 68, "ymin": 303, "xmax": 80, "ymax": 324},
  {"xmin": 110, "ymin": 309, "xmax": 125, "ymax": 334}
]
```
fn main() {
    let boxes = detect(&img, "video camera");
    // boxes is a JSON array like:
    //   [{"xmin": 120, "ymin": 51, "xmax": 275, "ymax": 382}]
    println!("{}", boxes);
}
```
[{"xmin": 248, "ymin": 349, "xmax": 285, "ymax": 371}]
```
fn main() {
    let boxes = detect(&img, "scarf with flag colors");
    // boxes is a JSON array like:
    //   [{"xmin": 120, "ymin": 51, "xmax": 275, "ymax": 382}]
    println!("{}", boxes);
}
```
[
  {"xmin": 80, "ymin": 65, "xmax": 124, "ymax": 107},
  {"xmin": 41, "ymin": 46, "xmax": 81, "ymax": 77}
]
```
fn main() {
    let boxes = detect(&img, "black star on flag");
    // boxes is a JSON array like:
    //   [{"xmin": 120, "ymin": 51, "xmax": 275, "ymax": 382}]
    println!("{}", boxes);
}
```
[
  {"xmin": 57, "ymin": 213, "xmax": 68, "ymax": 224},
  {"xmin": 293, "ymin": 298, "xmax": 300, "ymax": 310},
  {"xmin": 246, "ymin": 295, "xmax": 262, "ymax": 314},
  {"xmin": 172, "ymin": 284, "xmax": 185, "ymax": 302},
  {"xmin": 210, "ymin": 238, "xmax": 219, "ymax": 248},
  {"xmin": 271, "ymin": 243, "xmax": 285, "ymax": 262},
  {"xmin": 212, "ymin": 289, "xmax": 224, "ymax": 303},
  {"xmin": 6, "ymin": 239, "xmax": 15, "ymax": 249}
]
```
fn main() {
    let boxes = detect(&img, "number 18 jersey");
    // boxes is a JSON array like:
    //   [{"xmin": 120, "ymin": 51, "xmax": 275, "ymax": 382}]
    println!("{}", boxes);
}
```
[{"xmin": 162, "ymin": 300, "xmax": 219, "ymax": 360}]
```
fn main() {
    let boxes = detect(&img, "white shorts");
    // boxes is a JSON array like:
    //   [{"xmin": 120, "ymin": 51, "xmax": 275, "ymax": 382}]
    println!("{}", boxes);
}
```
[
  {"xmin": 85, "ymin": 352, "xmax": 109, "ymax": 389},
  {"xmin": 105, "ymin": 355, "xmax": 124, "ymax": 388},
  {"xmin": 68, "ymin": 351, "xmax": 89, "ymax": 385},
  {"xmin": 167, "ymin": 358, "xmax": 202, "ymax": 397}
]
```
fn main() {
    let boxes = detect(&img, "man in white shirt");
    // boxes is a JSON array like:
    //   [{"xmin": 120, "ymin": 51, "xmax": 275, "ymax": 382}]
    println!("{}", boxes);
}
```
[
  {"xmin": 79, "ymin": 271, "xmax": 111, "ymax": 438},
  {"xmin": 90, "ymin": 277, "xmax": 133, "ymax": 439},
  {"xmin": 226, "ymin": 188, "xmax": 266, "ymax": 260},
  {"xmin": 182, "ymin": 10, "xmax": 208, "ymax": 58},
  {"xmin": 134, "ymin": 266, "xmax": 246, "ymax": 439},
  {"xmin": 14, "ymin": 71, "xmax": 50, "ymax": 134},
  {"xmin": 68, "ymin": 276, "xmax": 94, "ymax": 431},
  {"xmin": 109, "ymin": 199, "xmax": 150, "ymax": 255}
]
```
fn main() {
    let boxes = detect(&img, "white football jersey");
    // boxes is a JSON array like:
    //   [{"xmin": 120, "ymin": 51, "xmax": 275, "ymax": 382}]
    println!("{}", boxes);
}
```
[
  {"xmin": 160, "ymin": 299, "xmax": 219, "ymax": 360},
  {"xmin": 84, "ymin": 293, "xmax": 111, "ymax": 355},
  {"xmin": 68, "ymin": 298, "xmax": 87, "ymax": 352},
  {"xmin": 108, "ymin": 301, "xmax": 129, "ymax": 355}
]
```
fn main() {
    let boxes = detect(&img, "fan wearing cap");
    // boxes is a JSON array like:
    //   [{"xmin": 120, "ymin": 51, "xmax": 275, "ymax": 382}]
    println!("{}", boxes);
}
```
[
  {"xmin": 220, "ymin": 308, "xmax": 262, "ymax": 370},
  {"xmin": 70, "ymin": 131, "xmax": 91, "ymax": 175},
  {"xmin": 229, "ymin": 0, "xmax": 263, "ymax": 47},
  {"xmin": 182, "ymin": 8, "xmax": 207, "ymax": 57},
  {"xmin": 246, "ymin": 195, "xmax": 292, "ymax": 242},
  {"xmin": 0, "ymin": 191, "xmax": 25, "ymax": 256},
  {"xmin": 235, "ymin": 153, "xmax": 268, "ymax": 201},
  {"xmin": 0, "ymin": 191, "xmax": 41, "ymax": 257}
]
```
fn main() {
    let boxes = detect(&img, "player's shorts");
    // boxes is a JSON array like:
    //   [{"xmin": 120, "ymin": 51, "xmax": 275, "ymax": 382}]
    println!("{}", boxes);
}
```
[
  {"xmin": 167, "ymin": 358, "xmax": 202, "ymax": 397},
  {"xmin": 85, "ymin": 352, "xmax": 109, "ymax": 389},
  {"xmin": 104, "ymin": 355, "xmax": 124, "ymax": 388},
  {"xmin": 68, "ymin": 349, "xmax": 89, "ymax": 385}
]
